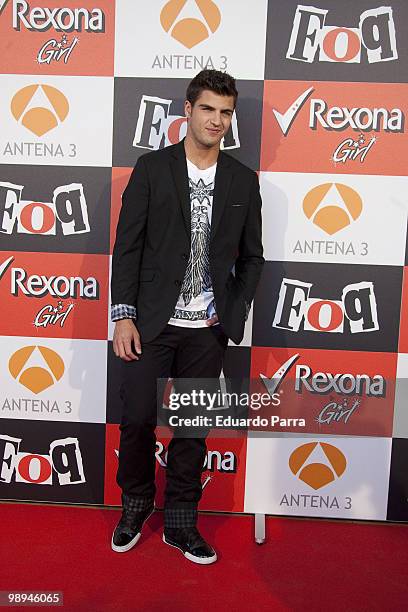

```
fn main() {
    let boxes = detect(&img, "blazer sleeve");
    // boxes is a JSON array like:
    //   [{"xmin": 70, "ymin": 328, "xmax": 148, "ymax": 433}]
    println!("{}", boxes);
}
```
[
  {"xmin": 234, "ymin": 170, "xmax": 265, "ymax": 305},
  {"xmin": 111, "ymin": 155, "xmax": 150, "ymax": 307}
]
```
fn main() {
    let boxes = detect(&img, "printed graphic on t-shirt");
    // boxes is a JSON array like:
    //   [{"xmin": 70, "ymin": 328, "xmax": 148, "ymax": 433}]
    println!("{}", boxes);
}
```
[{"xmin": 169, "ymin": 160, "xmax": 217, "ymax": 327}]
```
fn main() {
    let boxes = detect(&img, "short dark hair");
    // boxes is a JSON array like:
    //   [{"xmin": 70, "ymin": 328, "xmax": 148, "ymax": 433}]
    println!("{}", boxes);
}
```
[{"xmin": 186, "ymin": 69, "xmax": 238, "ymax": 108}]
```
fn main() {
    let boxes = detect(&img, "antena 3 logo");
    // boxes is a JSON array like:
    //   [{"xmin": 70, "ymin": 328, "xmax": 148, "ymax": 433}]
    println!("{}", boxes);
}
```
[
  {"xmin": 151, "ymin": 0, "xmax": 227, "ymax": 72},
  {"xmin": 273, "ymin": 278, "xmax": 379, "ymax": 334},
  {"xmin": 287, "ymin": 5, "xmax": 398, "ymax": 64},
  {"xmin": 133, "ymin": 95, "xmax": 240, "ymax": 151},
  {"xmin": 0, "ymin": 182, "xmax": 90, "ymax": 236},
  {"xmin": 0, "ymin": 434, "xmax": 85, "ymax": 485},
  {"xmin": 11, "ymin": 85, "xmax": 69, "ymax": 137},
  {"xmin": 289, "ymin": 442, "xmax": 347, "ymax": 490},
  {"xmin": 4, "ymin": 83, "xmax": 81, "ymax": 161},
  {"xmin": 303, "ymin": 183, "xmax": 362, "ymax": 236},
  {"xmin": 160, "ymin": 0, "xmax": 221, "ymax": 49},
  {"xmin": 9, "ymin": 345, "xmax": 64, "ymax": 394}
]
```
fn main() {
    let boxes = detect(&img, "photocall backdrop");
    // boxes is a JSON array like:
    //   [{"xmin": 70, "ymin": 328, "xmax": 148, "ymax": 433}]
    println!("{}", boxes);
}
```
[{"xmin": 1, "ymin": 0, "xmax": 408, "ymax": 523}]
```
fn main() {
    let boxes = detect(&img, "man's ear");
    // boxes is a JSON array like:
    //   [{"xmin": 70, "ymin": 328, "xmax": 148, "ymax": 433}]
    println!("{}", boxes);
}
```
[{"xmin": 184, "ymin": 99, "xmax": 192, "ymax": 118}]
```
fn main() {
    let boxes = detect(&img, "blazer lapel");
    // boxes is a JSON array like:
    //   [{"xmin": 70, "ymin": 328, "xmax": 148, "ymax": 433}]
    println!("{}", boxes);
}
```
[
  {"xmin": 169, "ymin": 139, "xmax": 191, "ymax": 238},
  {"xmin": 210, "ymin": 150, "xmax": 233, "ymax": 243}
]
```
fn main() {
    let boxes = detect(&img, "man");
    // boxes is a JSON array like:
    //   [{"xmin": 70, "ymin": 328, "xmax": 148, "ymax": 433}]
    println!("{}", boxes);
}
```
[{"xmin": 110, "ymin": 69, "xmax": 264, "ymax": 564}]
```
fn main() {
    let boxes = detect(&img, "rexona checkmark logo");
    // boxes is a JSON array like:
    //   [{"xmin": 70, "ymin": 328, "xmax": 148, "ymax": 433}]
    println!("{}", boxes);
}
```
[
  {"xmin": 303, "ymin": 183, "xmax": 363, "ymax": 235},
  {"xmin": 160, "ymin": 0, "xmax": 221, "ymax": 49},
  {"xmin": 272, "ymin": 86, "xmax": 403, "ymax": 139},
  {"xmin": 9, "ymin": 345, "xmax": 65, "ymax": 394},
  {"xmin": 272, "ymin": 87, "xmax": 314, "ymax": 136},
  {"xmin": 289, "ymin": 442, "xmax": 347, "ymax": 490},
  {"xmin": 11, "ymin": 84, "xmax": 69, "ymax": 137}
]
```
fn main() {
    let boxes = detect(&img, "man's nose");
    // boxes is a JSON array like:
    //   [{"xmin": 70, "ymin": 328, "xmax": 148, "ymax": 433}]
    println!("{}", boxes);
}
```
[{"xmin": 211, "ymin": 112, "xmax": 222, "ymax": 126}]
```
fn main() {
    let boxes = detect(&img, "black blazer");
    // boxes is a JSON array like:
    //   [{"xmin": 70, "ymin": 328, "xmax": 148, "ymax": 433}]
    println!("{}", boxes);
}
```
[{"xmin": 111, "ymin": 139, "xmax": 264, "ymax": 344}]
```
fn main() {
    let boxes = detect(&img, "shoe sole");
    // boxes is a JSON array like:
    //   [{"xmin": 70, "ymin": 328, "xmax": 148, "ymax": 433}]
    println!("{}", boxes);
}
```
[
  {"xmin": 162, "ymin": 534, "xmax": 217, "ymax": 565},
  {"xmin": 111, "ymin": 508, "xmax": 154, "ymax": 553}
]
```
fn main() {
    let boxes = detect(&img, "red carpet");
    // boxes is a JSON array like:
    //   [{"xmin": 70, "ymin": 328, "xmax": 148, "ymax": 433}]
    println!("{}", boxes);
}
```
[{"xmin": 0, "ymin": 502, "xmax": 407, "ymax": 611}]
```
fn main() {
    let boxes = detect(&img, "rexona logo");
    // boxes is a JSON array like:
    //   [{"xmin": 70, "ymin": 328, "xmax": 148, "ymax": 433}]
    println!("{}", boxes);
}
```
[
  {"xmin": 260, "ymin": 353, "xmax": 385, "ymax": 398},
  {"xmin": 302, "ymin": 183, "xmax": 362, "ymax": 235},
  {"xmin": 289, "ymin": 442, "xmax": 347, "ymax": 490},
  {"xmin": 260, "ymin": 352, "xmax": 385, "ymax": 426},
  {"xmin": 7, "ymin": 0, "xmax": 105, "ymax": 32},
  {"xmin": 0, "ymin": 256, "xmax": 99, "ymax": 299},
  {"xmin": 11, "ymin": 84, "xmax": 69, "ymax": 137},
  {"xmin": 9, "ymin": 345, "xmax": 64, "ymax": 394},
  {"xmin": 273, "ymin": 278, "xmax": 379, "ymax": 334},
  {"xmin": 0, "ymin": 181, "xmax": 89, "ymax": 236},
  {"xmin": 286, "ymin": 5, "xmax": 397, "ymax": 64},
  {"xmin": 160, "ymin": 0, "xmax": 221, "ymax": 49},
  {"xmin": 133, "ymin": 94, "xmax": 239, "ymax": 151},
  {"xmin": 114, "ymin": 440, "xmax": 237, "ymax": 489},
  {"xmin": 0, "ymin": 434, "xmax": 85, "ymax": 485},
  {"xmin": 273, "ymin": 86, "xmax": 403, "ymax": 138},
  {"xmin": 155, "ymin": 440, "xmax": 237, "ymax": 488}
]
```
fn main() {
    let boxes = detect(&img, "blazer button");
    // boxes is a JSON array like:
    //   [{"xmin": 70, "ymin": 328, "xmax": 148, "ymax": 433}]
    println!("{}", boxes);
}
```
[{"xmin": 174, "ymin": 280, "xmax": 182, "ymax": 286}]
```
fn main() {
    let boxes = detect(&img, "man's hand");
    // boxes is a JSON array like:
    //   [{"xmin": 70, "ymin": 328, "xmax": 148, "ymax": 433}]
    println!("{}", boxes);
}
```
[
  {"xmin": 113, "ymin": 319, "xmax": 142, "ymax": 361},
  {"xmin": 206, "ymin": 314, "xmax": 219, "ymax": 326}
]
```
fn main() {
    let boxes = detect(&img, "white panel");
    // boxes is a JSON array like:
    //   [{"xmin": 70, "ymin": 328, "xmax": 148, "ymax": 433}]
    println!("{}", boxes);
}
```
[
  {"xmin": 0, "ymin": 75, "xmax": 114, "ymax": 167},
  {"xmin": 260, "ymin": 171, "xmax": 408, "ymax": 266},
  {"xmin": 244, "ymin": 434, "xmax": 391, "ymax": 520},
  {"xmin": 114, "ymin": 0, "xmax": 268, "ymax": 79},
  {"xmin": 0, "ymin": 336, "xmax": 107, "ymax": 423}
]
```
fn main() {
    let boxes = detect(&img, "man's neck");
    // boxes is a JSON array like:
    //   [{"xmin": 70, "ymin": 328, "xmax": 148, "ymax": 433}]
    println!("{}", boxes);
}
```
[{"xmin": 183, "ymin": 135, "xmax": 219, "ymax": 170}]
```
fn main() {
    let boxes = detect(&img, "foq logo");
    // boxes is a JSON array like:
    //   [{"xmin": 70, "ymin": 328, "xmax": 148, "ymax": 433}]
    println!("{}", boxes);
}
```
[
  {"xmin": 11, "ymin": 84, "xmax": 69, "ymax": 137},
  {"xmin": 286, "ymin": 5, "xmax": 398, "ymax": 64},
  {"xmin": 273, "ymin": 278, "xmax": 379, "ymax": 334},
  {"xmin": 289, "ymin": 442, "xmax": 347, "ymax": 490},
  {"xmin": 303, "ymin": 183, "xmax": 363, "ymax": 235},
  {"xmin": 0, "ymin": 181, "xmax": 90, "ymax": 236},
  {"xmin": 160, "ymin": 0, "xmax": 221, "ymax": 49},
  {"xmin": 0, "ymin": 434, "xmax": 85, "ymax": 485},
  {"xmin": 133, "ymin": 94, "xmax": 240, "ymax": 151},
  {"xmin": 8, "ymin": 345, "xmax": 65, "ymax": 394}
]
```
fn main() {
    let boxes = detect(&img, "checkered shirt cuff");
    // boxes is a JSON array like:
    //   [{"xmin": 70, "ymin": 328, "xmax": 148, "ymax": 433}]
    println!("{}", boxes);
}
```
[
  {"xmin": 111, "ymin": 304, "xmax": 137, "ymax": 322},
  {"xmin": 164, "ymin": 507, "xmax": 198, "ymax": 528},
  {"xmin": 122, "ymin": 493, "xmax": 153, "ymax": 512}
]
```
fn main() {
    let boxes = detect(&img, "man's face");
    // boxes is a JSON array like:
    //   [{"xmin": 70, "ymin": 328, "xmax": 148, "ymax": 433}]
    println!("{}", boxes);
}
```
[{"xmin": 185, "ymin": 89, "xmax": 235, "ymax": 148}]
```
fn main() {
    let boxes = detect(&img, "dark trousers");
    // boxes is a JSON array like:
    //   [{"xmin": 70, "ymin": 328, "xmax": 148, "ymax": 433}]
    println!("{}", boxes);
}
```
[{"xmin": 117, "ymin": 323, "xmax": 228, "ymax": 527}]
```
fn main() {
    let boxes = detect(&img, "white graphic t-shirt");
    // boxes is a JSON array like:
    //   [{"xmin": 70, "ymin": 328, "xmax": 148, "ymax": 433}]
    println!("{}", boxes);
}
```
[{"xmin": 167, "ymin": 158, "xmax": 218, "ymax": 328}]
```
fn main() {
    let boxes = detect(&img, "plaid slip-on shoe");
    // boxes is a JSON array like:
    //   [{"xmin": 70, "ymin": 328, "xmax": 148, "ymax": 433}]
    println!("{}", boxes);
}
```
[
  {"xmin": 162, "ymin": 526, "xmax": 217, "ymax": 565},
  {"xmin": 111, "ymin": 494, "xmax": 155, "ymax": 553}
]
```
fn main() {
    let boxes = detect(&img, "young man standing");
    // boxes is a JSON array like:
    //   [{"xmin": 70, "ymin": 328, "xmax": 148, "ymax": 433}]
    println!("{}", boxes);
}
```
[{"xmin": 110, "ymin": 70, "xmax": 264, "ymax": 564}]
